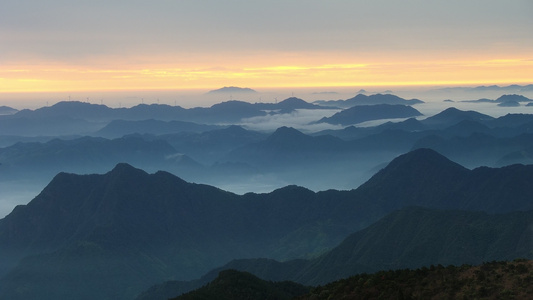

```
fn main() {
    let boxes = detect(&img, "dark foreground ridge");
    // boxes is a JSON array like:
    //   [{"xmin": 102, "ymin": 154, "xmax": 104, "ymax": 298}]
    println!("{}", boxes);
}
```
[
  {"xmin": 297, "ymin": 259, "xmax": 533, "ymax": 300},
  {"xmin": 171, "ymin": 269, "xmax": 310, "ymax": 300},
  {"xmin": 152, "ymin": 260, "xmax": 533, "ymax": 300}
]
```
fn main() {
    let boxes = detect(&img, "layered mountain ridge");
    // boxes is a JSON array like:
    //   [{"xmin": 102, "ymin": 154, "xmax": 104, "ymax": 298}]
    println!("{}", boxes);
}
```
[{"xmin": 2, "ymin": 148, "xmax": 533, "ymax": 299}]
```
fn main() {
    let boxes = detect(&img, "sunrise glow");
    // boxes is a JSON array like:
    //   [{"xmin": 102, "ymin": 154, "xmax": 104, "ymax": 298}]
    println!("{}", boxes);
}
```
[
  {"xmin": 2, "ymin": 56, "xmax": 532, "ymax": 93},
  {"xmin": 1, "ymin": 0, "xmax": 532, "ymax": 102}
]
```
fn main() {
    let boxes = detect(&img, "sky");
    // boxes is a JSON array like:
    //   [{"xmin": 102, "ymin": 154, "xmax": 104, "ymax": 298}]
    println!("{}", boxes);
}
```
[{"xmin": 1, "ymin": 0, "xmax": 533, "ymax": 96}]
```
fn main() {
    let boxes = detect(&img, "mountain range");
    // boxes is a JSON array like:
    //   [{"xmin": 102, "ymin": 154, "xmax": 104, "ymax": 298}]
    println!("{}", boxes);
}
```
[
  {"xmin": 4, "ymin": 94, "xmax": 533, "ymax": 299},
  {"xmin": 315, "ymin": 104, "xmax": 423, "ymax": 126},
  {"xmin": 0, "ymin": 135, "xmax": 197, "ymax": 180},
  {"xmin": 5, "ymin": 105, "xmax": 533, "ymax": 199},
  {"xmin": 95, "ymin": 119, "xmax": 222, "ymax": 138},
  {"xmin": 313, "ymin": 93, "xmax": 424, "ymax": 108},
  {"xmin": 1, "ymin": 148, "xmax": 533, "ymax": 299},
  {"xmin": 1, "ymin": 97, "xmax": 330, "ymax": 128}
]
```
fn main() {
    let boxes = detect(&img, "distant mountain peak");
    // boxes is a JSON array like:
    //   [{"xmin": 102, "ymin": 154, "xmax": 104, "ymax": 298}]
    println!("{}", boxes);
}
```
[
  {"xmin": 278, "ymin": 97, "xmax": 307, "ymax": 104},
  {"xmin": 346, "ymin": 93, "xmax": 424, "ymax": 106},
  {"xmin": 358, "ymin": 148, "xmax": 469, "ymax": 208},
  {"xmin": 271, "ymin": 126, "xmax": 306, "ymax": 137},
  {"xmin": 496, "ymin": 94, "xmax": 531, "ymax": 103},
  {"xmin": 110, "ymin": 162, "xmax": 141, "ymax": 173},
  {"xmin": 316, "ymin": 104, "xmax": 423, "ymax": 126},
  {"xmin": 422, "ymin": 107, "xmax": 494, "ymax": 127},
  {"xmin": 207, "ymin": 86, "xmax": 257, "ymax": 94},
  {"xmin": 0, "ymin": 106, "xmax": 18, "ymax": 115},
  {"xmin": 386, "ymin": 148, "xmax": 463, "ymax": 168},
  {"xmin": 385, "ymin": 149, "xmax": 469, "ymax": 177},
  {"xmin": 266, "ymin": 127, "xmax": 308, "ymax": 144}
]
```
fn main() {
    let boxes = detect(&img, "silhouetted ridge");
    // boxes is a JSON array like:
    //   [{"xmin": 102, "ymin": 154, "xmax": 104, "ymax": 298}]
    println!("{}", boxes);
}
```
[
  {"xmin": 362, "ymin": 148, "xmax": 468, "ymax": 186},
  {"xmin": 208, "ymin": 86, "xmax": 257, "ymax": 94},
  {"xmin": 422, "ymin": 107, "xmax": 494, "ymax": 127},
  {"xmin": 358, "ymin": 148, "xmax": 469, "ymax": 208},
  {"xmin": 110, "ymin": 162, "xmax": 145, "ymax": 174},
  {"xmin": 278, "ymin": 97, "xmax": 307, "ymax": 105},
  {"xmin": 275, "ymin": 97, "xmax": 317, "ymax": 110},
  {"xmin": 15, "ymin": 101, "xmax": 113, "ymax": 120},
  {"xmin": 171, "ymin": 269, "xmax": 310, "ymax": 300},
  {"xmin": 0, "ymin": 106, "xmax": 18, "ymax": 115},
  {"xmin": 346, "ymin": 93, "xmax": 424, "ymax": 105},
  {"xmin": 496, "ymin": 94, "xmax": 531, "ymax": 103},
  {"xmin": 317, "ymin": 104, "xmax": 422, "ymax": 126},
  {"xmin": 266, "ymin": 127, "xmax": 308, "ymax": 144}
]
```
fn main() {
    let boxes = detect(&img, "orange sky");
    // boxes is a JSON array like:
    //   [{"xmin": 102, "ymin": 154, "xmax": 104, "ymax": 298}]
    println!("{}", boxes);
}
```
[
  {"xmin": 2, "ymin": 55, "xmax": 532, "ymax": 93},
  {"xmin": 1, "ymin": 1, "xmax": 532, "ymax": 94}
]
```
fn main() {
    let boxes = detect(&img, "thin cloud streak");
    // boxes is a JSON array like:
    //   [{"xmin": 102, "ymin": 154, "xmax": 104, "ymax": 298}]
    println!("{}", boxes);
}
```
[{"xmin": 1, "ymin": 57, "xmax": 532, "ymax": 93}]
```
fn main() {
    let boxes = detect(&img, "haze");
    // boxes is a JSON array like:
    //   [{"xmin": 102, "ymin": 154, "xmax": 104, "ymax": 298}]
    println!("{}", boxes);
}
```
[{"xmin": 1, "ymin": 0, "xmax": 532, "ymax": 99}]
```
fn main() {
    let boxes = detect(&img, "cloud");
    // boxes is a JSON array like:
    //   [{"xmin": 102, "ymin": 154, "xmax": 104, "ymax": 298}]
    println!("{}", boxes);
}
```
[{"xmin": 238, "ymin": 109, "xmax": 343, "ymax": 133}]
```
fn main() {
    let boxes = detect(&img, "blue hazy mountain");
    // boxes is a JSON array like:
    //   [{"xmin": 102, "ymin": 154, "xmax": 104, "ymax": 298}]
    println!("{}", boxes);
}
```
[
  {"xmin": 95, "ymin": 119, "xmax": 222, "ymax": 138},
  {"xmin": 223, "ymin": 126, "xmax": 353, "ymax": 171},
  {"xmin": 313, "ymin": 107, "xmax": 526, "ymax": 141},
  {"xmin": 420, "ymin": 107, "xmax": 494, "ymax": 129},
  {"xmin": 0, "ymin": 106, "xmax": 18, "ymax": 115},
  {"xmin": 207, "ymin": 86, "xmax": 258, "ymax": 94},
  {"xmin": 0, "ymin": 136, "xmax": 203, "ymax": 180},
  {"xmin": 0, "ymin": 114, "xmax": 102, "ymax": 136},
  {"xmin": 462, "ymin": 94, "xmax": 532, "ymax": 104},
  {"xmin": 158, "ymin": 125, "xmax": 267, "ymax": 164},
  {"xmin": 412, "ymin": 132, "xmax": 533, "ymax": 168},
  {"xmin": 5, "ymin": 105, "xmax": 533, "ymax": 197},
  {"xmin": 1, "ymin": 99, "xmax": 331, "ymax": 133},
  {"xmin": 315, "ymin": 104, "xmax": 423, "ymax": 126},
  {"xmin": 314, "ymin": 93, "xmax": 424, "ymax": 108}
]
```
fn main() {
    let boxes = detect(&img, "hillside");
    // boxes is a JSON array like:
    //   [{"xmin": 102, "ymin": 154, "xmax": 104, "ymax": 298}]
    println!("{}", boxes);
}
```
[
  {"xmin": 0, "ymin": 164, "xmax": 361, "ymax": 300},
  {"xmin": 139, "ymin": 207, "xmax": 533, "ymax": 299},
  {"xmin": 171, "ymin": 270, "xmax": 309, "ymax": 300},
  {"xmin": 295, "ymin": 207, "xmax": 533, "ymax": 285},
  {"xmin": 150, "ymin": 260, "xmax": 533, "ymax": 300},
  {"xmin": 316, "ymin": 104, "xmax": 422, "ymax": 126},
  {"xmin": 298, "ymin": 259, "xmax": 533, "ymax": 300}
]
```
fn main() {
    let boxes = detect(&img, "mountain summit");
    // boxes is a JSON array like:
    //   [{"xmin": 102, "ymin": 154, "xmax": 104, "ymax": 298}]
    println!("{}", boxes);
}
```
[{"xmin": 207, "ymin": 86, "xmax": 257, "ymax": 94}]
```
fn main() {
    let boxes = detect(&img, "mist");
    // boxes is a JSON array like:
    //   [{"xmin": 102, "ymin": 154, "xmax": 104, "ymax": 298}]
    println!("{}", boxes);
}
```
[{"xmin": 2, "ymin": 85, "xmax": 533, "ymax": 218}]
